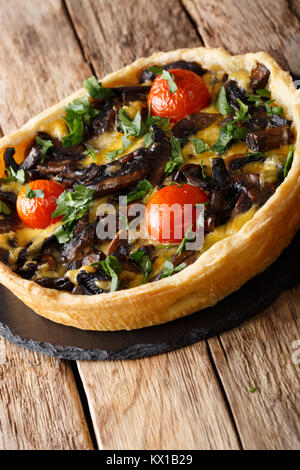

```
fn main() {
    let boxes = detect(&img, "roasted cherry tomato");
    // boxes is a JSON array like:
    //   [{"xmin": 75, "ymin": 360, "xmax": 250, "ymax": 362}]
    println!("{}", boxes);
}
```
[
  {"xmin": 147, "ymin": 69, "xmax": 210, "ymax": 123},
  {"xmin": 17, "ymin": 180, "xmax": 65, "ymax": 229},
  {"xmin": 145, "ymin": 184, "xmax": 209, "ymax": 243}
]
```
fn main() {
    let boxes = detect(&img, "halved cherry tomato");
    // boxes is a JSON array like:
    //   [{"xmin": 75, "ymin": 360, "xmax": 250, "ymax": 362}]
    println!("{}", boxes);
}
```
[
  {"xmin": 145, "ymin": 184, "xmax": 209, "ymax": 243},
  {"xmin": 147, "ymin": 69, "xmax": 210, "ymax": 123},
  {"xmin": 17, "ymin": 180, "xmax": 65, "ymax": 229}
]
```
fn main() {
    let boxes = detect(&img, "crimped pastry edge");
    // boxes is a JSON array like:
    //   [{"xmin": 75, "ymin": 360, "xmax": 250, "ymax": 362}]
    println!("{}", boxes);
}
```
[{"xmin": 0, "ymin": 47, "xmax": 299, "ymax": 331}]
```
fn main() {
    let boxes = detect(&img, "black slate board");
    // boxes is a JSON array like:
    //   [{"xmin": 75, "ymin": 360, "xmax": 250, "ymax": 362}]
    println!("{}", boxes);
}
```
[{"xmin": 0, "ymin": 231, "xmax": 299, "ymax": 361}]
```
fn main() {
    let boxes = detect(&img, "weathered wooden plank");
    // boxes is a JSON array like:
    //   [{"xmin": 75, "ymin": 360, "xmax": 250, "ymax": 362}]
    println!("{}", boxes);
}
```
[
  {"xmin": 78, "ymin": 342, "xmax": 240, "ymax": 450},
  {"xmin": 66, "ymin": 0, "xmax": 241, "ymax": 449},
  {"xmin": 0, "ymin": 0, "xmax": 93, "ymax": 450},
  {"xmin": 183, "ymin": 0, "xmax": 300, "ymax": 74},
  {"xmin": 65, "ymin": 0, "xmax": 201, "ymax": 77},
  {"xmin": 291, "ymin": 0, "xmax": 300, "ymax": 21},
  {"xmin": 0, "ymin": 0, "xmax": 91, "ymax": 133},
  {"xmin": 208, "ymin": 287, "xmax": 300, "ymax": 450},
  {"xmin": 0, "ymin": 338, "xmax": 93, "ymax": 450},
  {"xmin": 184, "ymin": 0, "xmax": 300, "ymax": 450}
]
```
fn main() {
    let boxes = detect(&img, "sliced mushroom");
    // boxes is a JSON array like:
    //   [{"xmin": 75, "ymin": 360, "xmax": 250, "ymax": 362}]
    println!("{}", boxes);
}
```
[
  {"xmin": 140, "ymin": 60, "xmax": 205, "ymax": 83},
  {"xmin": 171, "ymin": 112, "xmax": 221, "ymax": 139},
  {"xmin": 246, "ymin": 126, "xmax": 291, "ymax": 152},
  {"xmin": 250, "ymin": 62, "xmax": 270, "ymax": 90}
]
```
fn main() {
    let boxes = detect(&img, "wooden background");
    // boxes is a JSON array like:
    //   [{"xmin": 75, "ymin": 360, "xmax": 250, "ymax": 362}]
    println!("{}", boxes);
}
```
[{"xmin": 0, "ymin": 0, "xmax": 300, "ymax": 450}]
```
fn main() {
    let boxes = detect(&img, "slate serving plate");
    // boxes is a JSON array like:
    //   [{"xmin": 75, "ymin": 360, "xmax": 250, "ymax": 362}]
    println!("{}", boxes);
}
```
[{"xmin": 0, "ymin": 230, "xmax": 299, "ymax": 361}]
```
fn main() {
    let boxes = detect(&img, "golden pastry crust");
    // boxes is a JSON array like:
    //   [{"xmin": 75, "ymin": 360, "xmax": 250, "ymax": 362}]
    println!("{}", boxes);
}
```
[{"xmin": 0, "ymin": 47, "xmax": 299, "ymax": 331}]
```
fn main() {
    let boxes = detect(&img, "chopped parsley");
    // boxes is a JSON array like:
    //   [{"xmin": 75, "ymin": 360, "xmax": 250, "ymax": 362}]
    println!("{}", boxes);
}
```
[
  {"xmin": 247, "ymin": 88, "xmax": 271, "ymax": 107},
  {"xmin": 4, "ymin": 166, "xmax": 26, "ymax": 184},
  {"xmin": 99, "ymin": 256, "xmax": 123, "ymax": 292},
  {"xmin": 25, "ymin": 186, "xmax": 44, "ymax": 200},
  {"xmin": 106, "ymin": 136, "xmax": 131, "ymax": 161},
  {"xmin": 165, "ymin": 136, "xmax": 185, "ymax": 176},
  {"xmin": 248, "ymin": 387, "xmax": 257, "ymax": 394},
  {"xmin": 283, "ymin": 145, "xmax": 294, "ymax": 178},
  {"xmin": 127, "ymin": 179, "xmax": 153, "ymax": 203},
  {"xmin": 176, "ymin": 225, "xmax": 195, "ymax": 255},
  {"xmin": 84, "ymin": 76, "xmax": 115, "ymax": 100},
  {"xmin": 51, "ymin": 185, "xmax": 95, "ymax": 243},
  {"xmin": 265, "ymin": 99, "xmax": 283, "ymax": 117},
  {"xmin": 62, "ymin": 96, "xmax": 100, "ymax": 148},
  {"xmin": 176, "ymin": 203, "xmax": 207, "ymax": 255},
  {"xmin": 215, "ymin": 86, "xmax": 234, "ymax": 115},
  {"xmin": 0, "ymin": 200, "xmax": 11, "ymax": 215},
  {"xmin": 213, "ymin": 120, "xmax": 248, "ymax": 155},
  {"xmin": 130, "ymin": 249, "xmax": 153, "ymax": 283},
  {"xmin": 192, "ymin": 138, "xmax": 211, "ymax": 154},
  {"xmin": 149, "ymin": 66, "xmax": 178, "ymax": 93},
  {"xmin": 234, "ymin": 99, "xmax": 251, "ymax": 122},
  {"xmin": 199, "ymin": 160, "xmax": 207, "ymax": 180},
  {"xmin": 162, "ymin": 258, "xmax": 186, "ymax": 278},
  {"xmin": 118, "ymin": 108, "xmax": 145, "ymax": 137},
  {"xmin": 84, "ymin": 145, "xmax": 97, "ymax": 161},
  {"xmin": 36, "ymin": 136, "xmax": 54, "ymax": 163}
]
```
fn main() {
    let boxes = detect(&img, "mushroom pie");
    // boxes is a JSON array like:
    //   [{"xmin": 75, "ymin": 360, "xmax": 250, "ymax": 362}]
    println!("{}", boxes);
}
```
[{"xmin": 0, "ymin": 48, "xmax": 299, "ymax": 330}]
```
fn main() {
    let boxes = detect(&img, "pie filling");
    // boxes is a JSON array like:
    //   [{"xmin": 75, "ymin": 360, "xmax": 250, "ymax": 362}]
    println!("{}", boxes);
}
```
[{"xmin": 0, "ymin": 60, "xmax": 295, "ymax": 295}]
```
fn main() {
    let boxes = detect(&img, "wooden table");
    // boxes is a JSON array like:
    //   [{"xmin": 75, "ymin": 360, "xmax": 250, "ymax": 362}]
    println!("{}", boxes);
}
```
[{"xmin": 0, "ymin": 0, "xmax": 299, "ymax": 450}]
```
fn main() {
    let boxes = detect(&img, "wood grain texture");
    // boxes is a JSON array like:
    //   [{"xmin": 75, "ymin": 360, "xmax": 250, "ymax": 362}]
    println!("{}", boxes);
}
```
[
  {"xmin": 183, "ymin": 0, "xmax": 300, "ymax": 74},
  {"xmin": 65, "ymin": 0, "xmax": 201, "ymax": 77},
  {"xmin": 0, "ymin": 0, "xmax": 93, "ymax": 450},
  {"xmin": 209, "ymin": 287, "xmax": 300, "ymax": 450},
  {"xmin": 0, "ymin": 338, "xmax": 93, "ymax": 450},
  {"xmin": 0, "ymin": 0, "xmax": 90, "ymax": 133},
  {"xmin": 78, "ymin": 342, "xmax": 240, "ymax": 450}
]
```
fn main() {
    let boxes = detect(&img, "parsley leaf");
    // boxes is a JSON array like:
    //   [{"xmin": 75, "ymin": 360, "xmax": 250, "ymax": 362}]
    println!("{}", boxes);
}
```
[
  {"xmin": 83, "ymin": 145, "xmax": 97, "ymax": 161},
  {"xmin": 215, "ymin": 86, "xmax": 234, "ymax": 115},
  {"xmin": 213, "ymin": 120, "xmax": 248, "ymax": 155},
  {"xmin": 199, "ymin": 160, "xmax": 207, "ymax": 180},
  {"xmin": 165, "ymin": 136, "xmax": 185, "ymax": 176},
  {"xmin": 162, "ymin": 258, "xmax": 186, "ymax": 278},
  {"xmin": 234, "ymin": 99, "xmax": 251, "ymax": 122},
  {"xmin": 161, "ymin": 69, "xmax": 178, "ymax": 93},
  {"xmin": 36, "ymin": 136, "xmax": 54, "ymax": 163},
  {"xmin": 176, "ymin": 225, "xmax": 195, "ymax": 255},
  {"xmin": 144, "ymin": 131, "xmax": 153, "ymax": 148},
  {"xmin": 248, "ymin": 387, "xmax": 257, "ymax": 394},
  {"xmin": 5, "ymin": 166, "xmax": 26, "ymax": 184},
  {"xmin": 0, "ymin": 200, "xmax": 11, "ymax": 215},
  {"xmin": 84, "ymin": 76, "xmax": 115, "ymax": 100},
  {"xmin": 192, "ymin": 138, "xmax": 210, "ymax": 154},
  {"xmin": 247, "ymin": 88, "xmax": 271, "ymax": 107},
  {"xmin": 283, "ymin": 145, "xmax": 294, "ymax": 178},
  {"xmin": 106, "ymin": 136, "xmax": 131, "ymax": 162},
  {"xmin": 127, "ymin": 179, "xmax": 153, "ymax": 203},
  {"xmin": 99, "ymin": 256, "xmax": 123, "ymax": 292},
  {"xmin": 130, "ymin": 249, "xmax": 153, "ymax": 282},
  {"xmin": 118, "ymin": 108, "xmax": 146, "ymax": 137},
  {"xmin": 265, "ymin": 99, "xmax": 283, "ymax": 117},
  {"xmin": 25, "ymin": 186, "xmax": 44, "ymax": 200},
  {"xmin": 148, "ymin": 67, "xmax": 177, "ymax": 93},
  {"xmin": 256, "ymin": 89, "xmax": 271, "ymax": 98},
  {"xmin": 51, "ymin": 185, "xmax": 95, "ymax": 243},
  {"xmin": 148, "ymin": 65, "xmax": 164, "ymax": 75},
  {"xmin": 62, "ymin": 96, "xmax": 99, "ymax": 148}
]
